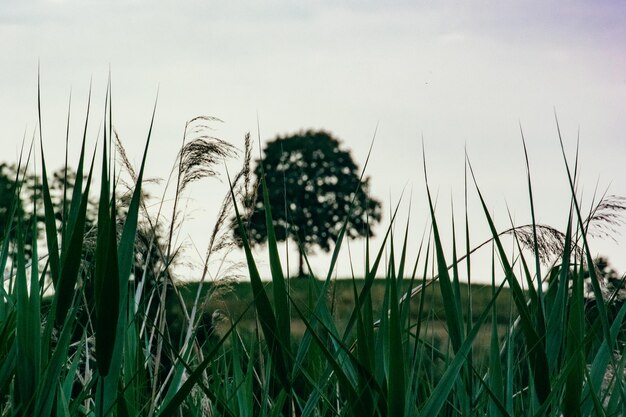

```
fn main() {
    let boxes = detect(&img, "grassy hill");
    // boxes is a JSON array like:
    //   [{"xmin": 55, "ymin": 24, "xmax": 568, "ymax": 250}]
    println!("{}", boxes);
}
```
[{"xmin": 168, "ymin": 278, "xmax": 516, "ymax": 359}]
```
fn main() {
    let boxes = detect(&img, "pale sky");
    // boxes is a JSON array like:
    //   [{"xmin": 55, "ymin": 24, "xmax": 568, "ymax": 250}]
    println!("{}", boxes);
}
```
[{"xmin": 2, "ymin": 1, "xmax": 626, "ymax": 282}]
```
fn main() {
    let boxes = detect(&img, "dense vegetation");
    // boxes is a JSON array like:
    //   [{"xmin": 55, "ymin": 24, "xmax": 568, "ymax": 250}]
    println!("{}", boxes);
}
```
[{"xmin": 1, "ymin": 85, "xmax": 626, "ymax": 416}]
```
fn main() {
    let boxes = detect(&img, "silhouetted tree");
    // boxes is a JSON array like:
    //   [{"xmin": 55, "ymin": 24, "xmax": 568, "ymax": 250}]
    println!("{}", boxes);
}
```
[
  {"xmin": 235, "ymin": 130, "xmax": 382, "ymax": 277},
  {"xmin": 0, "ymin": 163, "xmax": 41, "ymax": 258},
  {"xmin": 0, "ymin": 163, "xmax": 165, "ymax": 287}
]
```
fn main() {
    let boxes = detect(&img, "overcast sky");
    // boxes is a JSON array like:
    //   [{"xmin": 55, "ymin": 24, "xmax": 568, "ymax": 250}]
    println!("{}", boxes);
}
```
[{"xmin": 2, "ymin": 1, "xmax": 626, "ymax": 282}]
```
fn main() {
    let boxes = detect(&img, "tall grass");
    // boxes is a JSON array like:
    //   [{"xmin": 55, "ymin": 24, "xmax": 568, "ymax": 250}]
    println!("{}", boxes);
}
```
[{"xmin": 1, "ymin": 84, "xmax": 626, "ymax": 416}]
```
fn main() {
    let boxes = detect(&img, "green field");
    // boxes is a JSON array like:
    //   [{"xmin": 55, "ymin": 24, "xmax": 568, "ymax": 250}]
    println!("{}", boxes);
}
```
[
  {"xmin": 167, "ymin": 278, "xmax": 515, "ymax": 371},
  {"xmin": 2, "ymin": 88, "xmax": 625, "ymax": 416},
  {"xmin": 172, "ymin": 278, "xmax": 513, "ymax": 335}
]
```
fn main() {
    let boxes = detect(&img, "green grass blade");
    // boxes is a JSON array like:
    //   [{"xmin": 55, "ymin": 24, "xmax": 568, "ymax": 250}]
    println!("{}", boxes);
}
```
[
  {"xmin": 99, "ymin": 95, "xmax": 156, "ymax": 416},
  {"xmin": 54, "ymin": 151, "xmax": 95, "ymax": 326},
  {"xmin": 420, "ymin": 280, "xmax": 505, "ymax": 417},
  {"xmin": 61, "ymin": 87, "xmax": 90, "ymax": 254},
  {"xmin": 37, "ymin": 75, "xmax": 61, "ymax": 288},
  {"xmin": 0, "ymin": 341, "xmax": 17, "ymax": 395},
  {"xmin": 60, "ymin": 334, "xmax": 84, "ymax": 415},
  {"xmin": 292, "ymin": 137, "xmax": 383, "ymax": 383},
  {"xmin": 156, "ymin": 311, "xmax": 248, "ymax": 417},
  {"xmin": 342, "ymin": 199, "xmax": 402, "ymax": 342},
  {"xmin": 450, "ymin": 205, "xmax": 463, "ymax": 329},
  {"xmin": 228, "ymin": 169, "xmax": 291, "ymax": 392},
  {"xmin": 583, "ymin": 292, "xmax": 626, "ymax": 415},
  {"xmin": 38, "ymin": 151, "xmax": 60, "ymax": 287},
  {"xmin": 396, "ymin": 201, "xmax": 412, "ymax": 284},
  {"xmin": 260, "ymin": 172, "xmax": 291, "ymax": 359},
  {"xmin": 467, "ymin": 157, "xmax": 551, "ymax": 404},
  {"xmin": 94, "ymin": 197, "xmax": 120, "ymax": 378},
  {"xmin": 353, "ymin": 273, "xmax": 374, "ymax": 377},
  {"xmin": 0, "ymin": 144, "xmax": 29, "ymax": 308},
  {"xmin": 520, "ymin": 127, "xmax": 546, "ymax": 324},
  {"xmin": 562, "ymin": 263, "xmax": 585, "ymax": 417},
  {"xmin": 488, "ymin": 243, "xmax": 504, "ymax": 417},
  {"xmin": 424, "ymin": 182, "xmax": 463, "ymax": 353},
  {"xmin": 546, "ymin": 214, "xmax": 573, "ymax": 372},
  {"xmin": 387, "ymin": 272, "xmax": 405, "ymax": 417},
  {"xmin": 93, "ymin": 89, "xmax": 120, "ymax": 382},
  {"xmin": 15, "ymin": 217, "xmax": 37, "ymax": 405},
  {"xmin": 29, "ymin": 196, "xmax": 41, "ymax": 381},
  {"xmin": 290, "ymin": 300, "xmax": 361, "ymax": 414},
  {"xmin": 555, "ymin": 117, "xmax": 612, "ymax": 345},
  {"xmin": 473, "ymin": 368, "xmax": 512, "ymax": 417},
  {"xmin": 160, "ymin": 330, "xmax": 197, "ymax": 408},
  {"xmin": 34, "ymin": 303, "xmax": 79, "ymax": 417}
]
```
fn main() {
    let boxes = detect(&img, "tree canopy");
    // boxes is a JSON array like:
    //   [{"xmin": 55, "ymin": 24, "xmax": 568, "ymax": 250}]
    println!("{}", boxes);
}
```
[
  {"xmin": 0, "ymin": 163, "xmax": 165, "ymax": 285},
  {"xmin": 0, "ymin": 163, "xmax": 42, "ymax": 257},
  {"xmin": 235, "ymin": 130, "xmax": 382, "ymax": 277}
]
